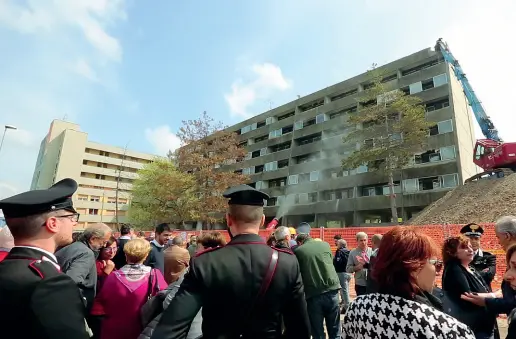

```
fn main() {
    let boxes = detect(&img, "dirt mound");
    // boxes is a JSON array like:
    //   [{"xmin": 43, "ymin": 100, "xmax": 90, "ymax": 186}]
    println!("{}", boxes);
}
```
[{"xmin": 409, "ymin": 174, "xmax": 516, "ymax": 224}]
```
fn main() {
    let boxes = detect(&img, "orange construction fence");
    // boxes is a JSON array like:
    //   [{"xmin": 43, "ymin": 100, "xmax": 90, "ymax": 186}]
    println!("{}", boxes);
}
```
[{"xmin": 124, "ymin": 224, "xmax": 506, "ymax": 290}]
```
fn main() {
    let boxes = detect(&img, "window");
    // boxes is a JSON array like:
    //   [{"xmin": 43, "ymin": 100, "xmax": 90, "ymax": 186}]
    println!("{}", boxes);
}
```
[
  {"xmin": 260, "ymin": 148, "xmax": 267, "ymax": 156},
  {"xmin": 330, "ymin": 88, "xmax": 358, "ymax": 101},
  {"xmin": 269, "ymin": 177, "xmax": 287, "ymax": 187},
  {"xmin": 418, "ymin": 176, "xmax": 440, "ymax": 191},
  {"xmin": 264, "ymin": 161, "xmax": 278, "ymax": 172},
  {"xmin": 252, "ymin": 150, "xmax": 260, "ymax": 159},
  {"xmin": 267, "ymin": 197, "xmax": 277, "ymax": 206},
  {"xmin": 382, "ymin": 74, "xmax": 398, "ymax": 83},
  {"xmin": 403, "ymin": 178, "xmax": 418, "ymax": 193},
  {"xmin": 90, "ymin": 196, "xmax": 100, "ymax": 202},
  {"xmin": 282, "ymin": 125, "xmax": 293, "ymax": 134},
  {"xmin": 382, "ymin": 184, "xmax": 401, "ymax": 195},
  {"xmin": 78, "ymin": 195, "xmax": 88, "ymax": 201},
  {"xmin": 255, "ymin": 165, "xmax": 264, "ymax": 173},
  {"xmin": 422, "ymin": 79, "xmax": 434, "ymax": 91},
  {"xmin": 308, "ymin": 193, "xmax": 318, "ymax": 203},
  {"xmin": 88, "ymin": 209, "xmax": 99, "ymax": 215},
  {"xmin": 266, "ymin": 117, "xmax": 275, "ymax": 125},
  {"xmin": 82, "ymin": 160, "xmax": 87, "ymax": 165},
  {"xmin": 361, "ymin": 187, "xmax": 376, "ymax": 197},
  {"xmin": 433, "ymin": 74, "xmax": 448, "ymax": 87},
  {"xmin": 409, "ymin": 82, "xmax": 422, "ymax": 94},
  {"xmin": 356, "ymin": 165, "xmax": 368, "ymax": 173},
  {"xmin": 269, "ymin": 129, "xmax": 282, "ymax": 139},
  {"xmin": 243, "ymin": 167, "xmax": 254, "ymax": 175},
  {"xmin": 316, "ymin": 114, "xmax": 327, "ymax": 124},
  {"xmin": 377, "ymin": 90, "xmax": 398, "ymax": 104},
  {"xmin": 304, "ymin": 118, "xmax": 316, "ymax": 128},
  {"xmin": 401, "ymin": 58, "xmax": 440, "ymax": 76},
  {"xmin": 438, "ymin": 120, "xmax": 453, "ymax": 134},
  {"xmin": 270, "ymin": 142, "xmax": 291, "ymax": 153},
  {"xmin": 257, "ymin": 121, "xmax": 266, "ymax": 128},
  {"xmin": 276, "ymin": 196, "xmax": 285, "ymax": 206},
  {"xmin": 415, "ymin": 150, "xmax": 441, "ymax": 164},
  {"xmin": 299, "ymin": 99, "xmax": 324, "ymax": 112},
  {"xmin": 95, "ymin": 174, "xmax": 106, "ymax": 180},
  {"xmin": 298, "ymin": 193, "xmax": 308, "ymax": 204},
  {"xmin": 294, "ymin": 120, "xmax": 304, "ymax": 130},
  {"xmin": 310, "ymin": 171, "xmax": 319, "ymax": 182},
  {"xmin": 256, "ymin": 181, "xmax": 267, "ymax": 189},
  {"xmin": 296, "ymin": 133, "xmax": 322, "ymax": 146},
  {"xmin": 441, "ymin": 173, "xmax": 458, "ymax": 188},
  {"xmin": 277, "ymin": 111, "xmax": 295, "ymax": 121},
  {"xmin": 363, "ymin": 139, "xmax": 374, "ymax": 149},
  {"xmin": 440, "ymin": 146, "xmax": 456, "ymax": 160},
  {"xmin": 245, "ymin": 152, "xmax": 252, "ymax": 160},
  {"xmin": 254, "ymin": 135, "xmax": 268, "ymax": 143},
  {"xmin": 288, "ymin": 175, "xmax": 298, "ymax": 185},
  {"xmin": 425, "ymin": 98, "xmax": 450, "ymax": 112},
  {"xmin": 278, "ymin": 159, "xmax": 289, "ymax": 168}
]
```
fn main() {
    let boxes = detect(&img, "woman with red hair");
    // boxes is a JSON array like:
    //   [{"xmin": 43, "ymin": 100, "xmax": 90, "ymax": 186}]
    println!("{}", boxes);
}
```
[{"xmin": 342, "ymin": 226, "xmax": 475, "ymax": 338}]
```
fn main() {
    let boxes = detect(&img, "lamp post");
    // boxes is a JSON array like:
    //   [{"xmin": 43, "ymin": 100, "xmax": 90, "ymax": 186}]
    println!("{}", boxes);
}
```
[{"xmin": 0, "ymin": 125, "xmax": 17, "ymax": 156}]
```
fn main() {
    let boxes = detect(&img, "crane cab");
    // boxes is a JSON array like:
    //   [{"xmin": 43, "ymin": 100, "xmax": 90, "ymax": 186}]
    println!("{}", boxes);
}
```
[{"xmin": 473, "ymin": 139, "xmax": 516, "ymax": 171}]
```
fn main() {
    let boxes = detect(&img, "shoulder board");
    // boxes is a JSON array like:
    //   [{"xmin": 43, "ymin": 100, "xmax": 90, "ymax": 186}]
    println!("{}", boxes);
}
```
[
  {"xmin": 29, "ymin": 260, "xmax": 61, "ymax": 280},
  {"xmin": 195, "ymin": 246, "xmax": 222, "ymax": 257},
  {"xmin": 274, "ymin": 247, "xmax": 294, "ymax": 255}
]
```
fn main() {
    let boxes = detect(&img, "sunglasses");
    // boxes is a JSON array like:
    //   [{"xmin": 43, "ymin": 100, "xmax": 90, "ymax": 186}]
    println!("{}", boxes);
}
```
[{"xmin": 429, "ymin": 259, "xmax": 443, "ymax": 273}]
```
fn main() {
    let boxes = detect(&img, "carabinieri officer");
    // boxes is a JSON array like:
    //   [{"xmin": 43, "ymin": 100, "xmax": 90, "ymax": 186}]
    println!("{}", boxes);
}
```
[
  {"xmin": 460, "ymin": 223, "xmax": 497, "ymax": 288},
  {"xmin": 152, "ymin": 184, "xmax": 311, "ymax": 339},
  {"xmin": 0, "ymin": 179, "xmax": 89, "ymax": 339}
]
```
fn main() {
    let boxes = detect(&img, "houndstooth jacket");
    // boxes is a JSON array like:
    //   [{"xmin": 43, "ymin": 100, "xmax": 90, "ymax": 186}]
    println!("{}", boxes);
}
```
[{"xmin": 341, "ymin": 293, "xmax": 475, "ymax": 339}]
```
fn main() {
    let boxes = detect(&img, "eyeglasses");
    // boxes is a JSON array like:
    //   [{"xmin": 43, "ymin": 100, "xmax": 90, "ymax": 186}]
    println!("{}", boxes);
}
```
[
  {"xmin": 429, "ymin": 259, "xmax": 443, "ymax": 273},
  {"xmin": 55, "ymin": 213, "xmax": 80, "ymax": 222},
  {"xmin": 102, "ymin": 247, "xmax": 117, "ymax": 252}
]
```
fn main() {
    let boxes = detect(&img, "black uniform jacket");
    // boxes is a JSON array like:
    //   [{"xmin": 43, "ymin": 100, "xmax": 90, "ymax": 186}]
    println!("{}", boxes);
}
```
[
  {"xmin": 470, "ymin": 249, "xmax": 496, "ymax": 287},
  {"xmin": 0, "ymin": 247, "xmax": 89, "ymax": 339},
  {"xmin": 152, "ymin": 233, "xmax": 311, "ymax": 339}
]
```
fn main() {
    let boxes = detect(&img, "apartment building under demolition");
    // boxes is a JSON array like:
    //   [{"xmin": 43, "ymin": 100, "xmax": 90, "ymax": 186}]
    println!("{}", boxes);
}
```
[{"xmin": 221, "ymin": 46, "xmax": 477, "ymax": 227}]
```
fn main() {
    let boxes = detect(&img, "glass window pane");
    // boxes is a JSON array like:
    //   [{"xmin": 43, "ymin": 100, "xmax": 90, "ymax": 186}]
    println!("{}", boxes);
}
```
[
  {"xmin": 433, "ymin": 74, "xmax": 448, "ymax": 87},
  {"xmin": 438, "ymin": 120, "xmax": 453, "ymax": 134},
  {"xmin": 442, "ymin": 174, "xmax": 458, "ymax": 188},
  {"xmin": 440, "ymin": 146, "xmax": 456, "ymax": 160},
  {"xmin": 357, "ymin": 165, "xmax": 368, "ymax": 173},
  {"xmin": 403, "ymin": 179, "xmax": 418, "ymax": 193},
  {"xmin": 409, "ymin": 82, "xmax": 422, "ymax": 94}
]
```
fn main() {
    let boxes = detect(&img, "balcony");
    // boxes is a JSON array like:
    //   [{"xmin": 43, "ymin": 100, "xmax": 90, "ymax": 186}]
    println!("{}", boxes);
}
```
[
  {"xmin": 83, "ymin": 153, "xmax": 145, "ymax": 170},
  {"xmin": 80, "ymin": 165, "xmax": 138, "ymax": 180}
]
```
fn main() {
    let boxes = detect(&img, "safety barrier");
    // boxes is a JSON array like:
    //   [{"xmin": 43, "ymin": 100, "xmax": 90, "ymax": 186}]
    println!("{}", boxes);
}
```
[{"xmin": 132, "ymin": 223, "xmax": 506, "ymax": 291}]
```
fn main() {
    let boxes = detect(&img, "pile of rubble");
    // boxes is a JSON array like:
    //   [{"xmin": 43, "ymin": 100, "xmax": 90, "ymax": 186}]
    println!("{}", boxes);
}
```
[{"xmin": 409, "ymin": 174, "xmax": 516, "ymax": 225}]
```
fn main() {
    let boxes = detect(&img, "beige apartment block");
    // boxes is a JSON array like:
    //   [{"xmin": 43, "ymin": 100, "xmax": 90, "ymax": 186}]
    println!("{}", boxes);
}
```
[{"xmin": 31, "ymin": 120, "xmax": 157, "ymax": 230}]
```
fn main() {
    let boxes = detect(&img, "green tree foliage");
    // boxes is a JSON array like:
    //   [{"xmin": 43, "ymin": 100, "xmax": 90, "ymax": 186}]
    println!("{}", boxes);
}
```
[
  {"xmin": 128, "ymin": 159, "xmax": 200, "ymax": 229},
  {"xmin": 342, "ymin": 67, "xmax": 434, "ymax": 222}
]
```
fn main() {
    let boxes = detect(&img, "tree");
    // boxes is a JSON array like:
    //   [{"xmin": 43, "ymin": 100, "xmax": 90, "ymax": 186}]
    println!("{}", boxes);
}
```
[
  {"xmin": 342, "ymin": 66, "xmax": 434, "ymax": 222},
  {"xmin": 174, "ymin": 111, "xmax": 249, "ymax": 226},
  {"xmin": 128, "ymin": 159, "xmax": 200, "ymax": 229}
]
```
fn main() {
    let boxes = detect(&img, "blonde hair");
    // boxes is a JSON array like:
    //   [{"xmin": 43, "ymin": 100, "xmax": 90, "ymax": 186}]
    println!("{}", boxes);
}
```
[{"xmin": 124, "ymin": 238, "xmax": 151, "ymax": 263}]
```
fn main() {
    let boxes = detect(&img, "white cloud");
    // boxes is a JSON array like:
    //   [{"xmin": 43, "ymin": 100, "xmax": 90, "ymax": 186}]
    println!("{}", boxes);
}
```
[
  {"xmin": 70, "ymin": 58, "xmax": 99, "ymax": 82},
  {"xmin": 0, "ymin": 0, "xmax": 125, "ymax": 62},
  {"xmin": 145, "ymin": 126, "xmax": 181, "ymax": 156},
  {"xmin": 439, "ymin": 0, "xmax": 516, "ymax": 140},
  {"xmin": 224, "ymin": 63, "xmax": 292, "ymax": 118}
]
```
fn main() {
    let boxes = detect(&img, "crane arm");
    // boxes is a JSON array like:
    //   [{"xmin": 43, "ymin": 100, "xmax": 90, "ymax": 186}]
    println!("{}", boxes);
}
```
[{"xmin": 435, "ymin": 38, "xmax": 501, "ymax": 142}]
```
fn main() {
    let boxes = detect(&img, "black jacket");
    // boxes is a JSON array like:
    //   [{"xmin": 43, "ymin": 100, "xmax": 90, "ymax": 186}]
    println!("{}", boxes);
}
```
[
  {"xmin": 470, "ymin": 250, "xmax": 497, "ymax": 287},
  {"xmin": 365, "ymin": 249, "xmax": 379, "ymax": 294},
  {"xmin": 333, "ymin": 248, "xmax": 350, "ymax": 273},
  {"xmin": 0, "ymin": 247, "xmax": 89, "ymax": 339},
  {"xmin": 485, "ymin": 279, "xmax": 516, "ymax": 315},
  {"xmin": 113, "ymin": 236, "xmax": 131, "ymax": 269},
  {"xmin": 152, "ymin": 233, "xmax": 311, "ymax": 339},
  {"xmin": 442, "ymin": 259, "xmax": 497, "ymax": 334}
]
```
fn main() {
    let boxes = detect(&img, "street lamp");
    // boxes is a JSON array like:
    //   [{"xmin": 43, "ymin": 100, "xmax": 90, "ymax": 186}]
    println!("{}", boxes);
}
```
[{"xmin": 0, "ymin": 125, "xmax": 17, "ymax": 155}]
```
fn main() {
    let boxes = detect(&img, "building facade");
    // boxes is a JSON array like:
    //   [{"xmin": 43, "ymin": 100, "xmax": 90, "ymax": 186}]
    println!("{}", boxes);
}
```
[
  {"xmin": 222, "ymin": 46, "xmax": 478, "ymax": 227},
  {"xmin": 31, "ymin": 120, "xmax": 157, "ymax": 230}
]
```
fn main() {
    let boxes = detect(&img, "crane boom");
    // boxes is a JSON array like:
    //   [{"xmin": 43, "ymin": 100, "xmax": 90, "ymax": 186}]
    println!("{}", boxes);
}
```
[{"xmin": 435, "ymin": 38, "xmax": 502, "ymax": 142}]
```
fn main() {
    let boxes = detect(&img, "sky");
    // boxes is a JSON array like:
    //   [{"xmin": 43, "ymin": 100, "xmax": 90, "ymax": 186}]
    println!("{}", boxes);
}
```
[{"xmin": 0, "ymin": 0, "xmax": 515, "ymax": 200}]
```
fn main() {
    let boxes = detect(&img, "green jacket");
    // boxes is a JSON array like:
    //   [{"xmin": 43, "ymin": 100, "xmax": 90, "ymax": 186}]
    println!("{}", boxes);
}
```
[{"xmin": 294, "ymin": 239, "xmax": 341, "ymax": 299}]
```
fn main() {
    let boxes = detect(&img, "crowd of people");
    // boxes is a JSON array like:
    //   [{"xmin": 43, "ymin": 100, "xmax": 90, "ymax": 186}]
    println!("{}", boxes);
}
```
[{"xmin": 0, "ymin": 179, "xmax": 516, "ymax": 338}]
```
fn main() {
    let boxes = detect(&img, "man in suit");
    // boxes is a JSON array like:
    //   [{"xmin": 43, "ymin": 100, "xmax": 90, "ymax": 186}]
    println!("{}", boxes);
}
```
[
  {"xmin": 460, "ymin": 223, "xmax": 496, "ymax": 287},
  {"xmin": 0, "ymin": 179, "xmax": 89, "ymax": 339},
  {"xmin": 56, "ymin": 222, "xmax": 112, "ymax": 313},
  {"xmin": 152, "ymin": 184, "xmax": 310, "ymax": 339},
  {"xmin": 113, "ymin": 224, "xmax": 133, "ymax": 269}
]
